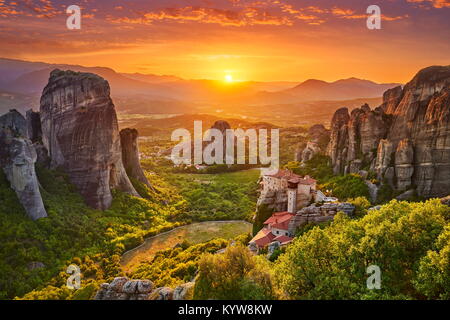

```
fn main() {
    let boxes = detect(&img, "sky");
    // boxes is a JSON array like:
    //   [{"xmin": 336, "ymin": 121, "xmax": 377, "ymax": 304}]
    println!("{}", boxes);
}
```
[{"xmin": 0, "ymin": 0, "xmax": 449, "ymax": 82}]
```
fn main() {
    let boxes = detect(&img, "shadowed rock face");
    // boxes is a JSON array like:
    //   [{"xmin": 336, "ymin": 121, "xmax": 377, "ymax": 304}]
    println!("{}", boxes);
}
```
[
  {"xmin": 0, "ymin": 110, "xmax": 47, "ymax": 220},
  {"xmin": 204, "ymin": 120, "xmax": 233, "ymax": 163},
  {"xmin": 26, "ymin": 110, "xmax": 42, "ymax": 143},
  {"xmin": 328, "ymin": 65, "xmax": 450, "ymax": 198},
  {"xmin": 296, "ymin": 124, "xmax": 330, "ymax": 162},
  {"xmin": 40, "ymin": 69, "xmax": 139, "ymax": 210},
  {"xmin": 26, "ymin": 109, "xmax": 50, "ymax": 167},
  {"xmin": 120, "ymin": 128, "xmax": 152, "ymax": 188}
]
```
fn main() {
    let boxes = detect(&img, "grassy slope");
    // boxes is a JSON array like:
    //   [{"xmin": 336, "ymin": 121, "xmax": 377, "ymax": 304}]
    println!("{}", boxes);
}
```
[{"xmin": 120, "ymin": 221, "xmax": 252, "ymax": 272}]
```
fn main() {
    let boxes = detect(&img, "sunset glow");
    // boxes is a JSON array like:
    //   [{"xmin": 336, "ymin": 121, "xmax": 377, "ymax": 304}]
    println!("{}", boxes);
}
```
[{"xmin": 0, "ymin": 0, "xmax": 448, "ymax": 82}]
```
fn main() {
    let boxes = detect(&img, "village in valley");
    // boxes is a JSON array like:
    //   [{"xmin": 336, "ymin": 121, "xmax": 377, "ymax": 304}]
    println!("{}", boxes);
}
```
[{"xmin": 249, "ymin": 169, "xmax": 355, "ymax": 255}]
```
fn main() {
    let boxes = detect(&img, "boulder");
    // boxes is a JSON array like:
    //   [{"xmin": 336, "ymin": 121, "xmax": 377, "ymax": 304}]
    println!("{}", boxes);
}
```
[
  {"xmin": 173, "ymin": 282, "xmax": 195, "ymax": 300},
  {"xmin": 94, "ymin": 277, "xmax": 155, "ymax": 300},
  {"xmin": 396, "ymin": 189, "xmax": 416, "ymax": 201},
  {"xmin": 150, "ymin": 287, "xmax": 173, "ymax": 300}
]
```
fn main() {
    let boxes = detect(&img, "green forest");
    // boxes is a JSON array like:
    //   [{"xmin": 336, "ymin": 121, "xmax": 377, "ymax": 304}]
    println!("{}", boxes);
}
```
[{"xmin": 0, "ymin": 137, "xmax": 448, "ymax": 300}]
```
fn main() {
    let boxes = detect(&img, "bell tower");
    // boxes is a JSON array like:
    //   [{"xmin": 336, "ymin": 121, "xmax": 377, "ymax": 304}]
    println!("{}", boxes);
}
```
[{"xmin": 287, "ymin": 179, "xmax": 299, "ymax": 213}]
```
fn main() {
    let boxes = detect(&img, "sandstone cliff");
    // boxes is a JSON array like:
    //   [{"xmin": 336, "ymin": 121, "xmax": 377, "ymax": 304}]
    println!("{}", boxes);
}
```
[
  {"xmin": 295, "ymin": 124, "xmax": 330, "ymax": 162},
  {"xmin": 120, "ymin": 128, "xmax": 152, "ymax": 188},
  {"xmin": 40, "ymin": 69, "xmax": 139, "ymax": 210},
  {"xmin": 0, "ymin": 110, "xmax": 47, "ymax": 220},
  {"xmin": 204, "ymin": 120, "xmax": 233, "ymax": 163},
  {"xmin": 327, "ymin": 66, "xmax": 450, "ymax": 198}
]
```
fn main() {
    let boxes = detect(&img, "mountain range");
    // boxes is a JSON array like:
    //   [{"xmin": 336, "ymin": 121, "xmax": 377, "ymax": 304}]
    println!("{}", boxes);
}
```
[{"xmin": 0, "ymin": 58, "xmax": 400, "ymax": 118}]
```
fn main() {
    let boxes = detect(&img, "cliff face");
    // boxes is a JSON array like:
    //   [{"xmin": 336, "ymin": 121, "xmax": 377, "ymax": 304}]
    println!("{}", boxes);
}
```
[
  {"xmin": 40, "ymin": 69, "xmax": 139, "ymax": 210},
  {"xmin": 120, "ymin": 128, "xmax": 152, "ymax": 188},
  {"xmin": 328, "ymin": 66, "xmax": 450, "ymax": 198},
  {"xmin": 296, "ymin": 124, "xmax": 330, "ymax": 162},
  {"xmin": 204, "ymin": 120, "xmax": 233, "ymax": 163},
  {"xmin": 0, "ymin": 110, "xmax": 47, "ymax": 220}
]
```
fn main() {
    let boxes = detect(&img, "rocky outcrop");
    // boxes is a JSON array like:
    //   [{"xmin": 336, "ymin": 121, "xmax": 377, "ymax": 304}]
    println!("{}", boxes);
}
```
[
  {"xmin": 25, "ymin": 110, "xmax": 50, "ymax": 167},
  {"xmin": 441, "ymin": 195, "xmax": 450, "ymax": 207},
  {"xmin": 395, "ymin": 139, "xmax": 414, "ymax": 190},
  {"xmin": 288, "ymin": 203, "xmax": 355, "ymax": 234},
  {"xmin": 40, "ymin": 70, "xmax": 139, "ymax": 210},
  {"xmin": 257, "ymin": 189, "xmax": 289, "ymax": 212},
  {"xmin": 26, "ymin": 110, "xmax": 42, "ymax": 143},
  {"xmin": 120, "ymin": 128, "xmax": 152, "ymax": 188},
  {"xmin": 0, "ymin": 110, "xmax": 47, "ymax": 220},
  {"xmin": 298, "ymin": 141, "xmax": 321, "ymax": 162},
  {"xmin": 172, "ymin": 282, "xmax": 195, "ymax": 300},
  {"xmin": 94, "ymin": 277, "xmax": 154, "ymax": 300},
  {"xmin": 327, "ymin": 108, "xmax": 350, "ymax": 173},
  {"xmin": 296, "ymin": 124, "xmax": 330, "ymax": 162},
  {"xmin": 94, "ymin": 277, "xmax": 194, "ymax": 300},
  {"xmin": 328, "ymin": 66, "xmax": 450, "ymax": 198},
  {"xmin": 204, "ymin": 120, "xmax": 233, "ymax": 163},
  {"xmin": 328, "ymin": 104, "xmax": 389, "ymax": 175}
]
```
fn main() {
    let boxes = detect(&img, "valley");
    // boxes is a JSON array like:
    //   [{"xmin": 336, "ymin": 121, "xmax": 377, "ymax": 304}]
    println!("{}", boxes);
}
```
[
  {"xmin": 0, "ymin": 64, "xmax": 448, "ymax": 301},
  {"xmin": 120, "ymin": 220, "xmax": 252, "ymax": 272}
]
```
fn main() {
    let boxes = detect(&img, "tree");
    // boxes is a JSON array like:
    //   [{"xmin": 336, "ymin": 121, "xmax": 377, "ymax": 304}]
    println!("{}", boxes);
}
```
[
  {"xmin": 347, "ymin": 197, "xmax": 371, "ymax": 217},
  {"xmin": 274, "ymin": 199, "xmax": 450, "ymax": 299},
  {"xmin": 320, "ymin": 174, "xmax": 370, "ymax": 200},
  {"xmin": 194, "ymin": 245, "xmax": 275, "ymax": 300},
  {"xmin": 414, "ymin": 225, "xmax": 450, "ymax": 299}
]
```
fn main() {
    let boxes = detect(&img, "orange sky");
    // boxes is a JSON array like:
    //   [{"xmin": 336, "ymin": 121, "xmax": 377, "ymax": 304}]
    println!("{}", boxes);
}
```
[{"xmin": 0, "ymin": 0, "xmax": 449, "ymax": 83}]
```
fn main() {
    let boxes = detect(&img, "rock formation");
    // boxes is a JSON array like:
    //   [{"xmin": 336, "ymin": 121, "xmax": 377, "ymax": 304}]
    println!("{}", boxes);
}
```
[
  {"xmin": 94, "ymin": 277, "xmax": 154, "ymax": 300},
  {"xmin": 327, "ymin": 65, "xmax": 450, "ymax": 198},
  {"xmin": 288, "ymin": 202, "xmax": 355, "ymax": 234},
  {"xmin": 26, "ymin": 109, "xmax": 50, "ymax": 167},
  {"xmin": 296, "ymin": 124, "xmax": 330, "ymax": 162},
  {"xmin": 204, "ymin": 120, "xmax": 233, "ymax": 163},
  {"xmin": 94, "ymin": 277, "xmax": 194, "ymax": 300},
  {"xmin": 40, "ymin": 69, "xmax": 139, "ymax": 210},
  {"xmin": 26, "ymin": 110, "xmax": 42, "ymax": 143},
  {"xmin": 120, "ymin": 128, "xmax": 152, "ymax": 188},
  {"xmin": 0, "ymin": 110, "xmax": 47, "ymax": 220},
  {"xmin": 327, "ymin": 104, "xmax": 389, "ymax": 175}
]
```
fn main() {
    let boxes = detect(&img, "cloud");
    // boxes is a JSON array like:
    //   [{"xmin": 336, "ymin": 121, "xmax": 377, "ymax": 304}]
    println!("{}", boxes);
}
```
[
  {"xmin": 109, "ymin": 6, "xmax": 294, "ymax": 27},
  {"xmin": 330, "ymin": 6, "xmax": 409, "ymax": 21},
  {"xmin": 406, "ymin": 0, "xmax": 450, "ymax": 8},
  {"xmin": 0, "ymin": 0, "xmax": 59, "ymax": 18}
]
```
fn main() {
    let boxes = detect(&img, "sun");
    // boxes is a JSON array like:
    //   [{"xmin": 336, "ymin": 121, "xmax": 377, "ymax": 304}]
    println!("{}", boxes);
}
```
[{"xmin": 224, "ymin": 74, "xmax": 233, "ymax": 83}]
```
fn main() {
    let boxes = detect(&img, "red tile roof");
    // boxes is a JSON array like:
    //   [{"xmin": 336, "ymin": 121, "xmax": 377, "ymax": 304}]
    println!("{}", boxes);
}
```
[
  {"xmin": 272, "ymin": 219, "xmax": 291, "ymax": 231},
  {"xmin": 264, "ymin": 211, "xmax": 294, "ymax": 225},
  {"xmin": 273, "ymin": 235, "xmax": 294, "ymax": 245},
  {"xmin": 250, "ymin": 228, "xmax": 275, "ymax": 248},
  {"xmin": 298, "ymin": 175, "xmax": 317, "ymax": 185}
]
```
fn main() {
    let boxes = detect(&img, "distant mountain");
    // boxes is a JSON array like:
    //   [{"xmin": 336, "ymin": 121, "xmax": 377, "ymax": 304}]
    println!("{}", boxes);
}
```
[
  {"xmin": 286, "ymin": 77, "xmax": 400, "ymax": 100},
  {"xmin": 245, "ymin": 78, "xmax": 400, "ymax": 105},
  {"xmin": 0, "ymin": 58, "xmax": 296, "ymax": 105},
  {"xmin": 0, "ymin": 60, "xmax": 175, "ymax": 99},
  {"xmin": 120, "ymin": 72, "xmax": 183, "ymax": 84},
  {"xmin": 0, "ymin": 58, "xmax": 400, "ymax": 117}
]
